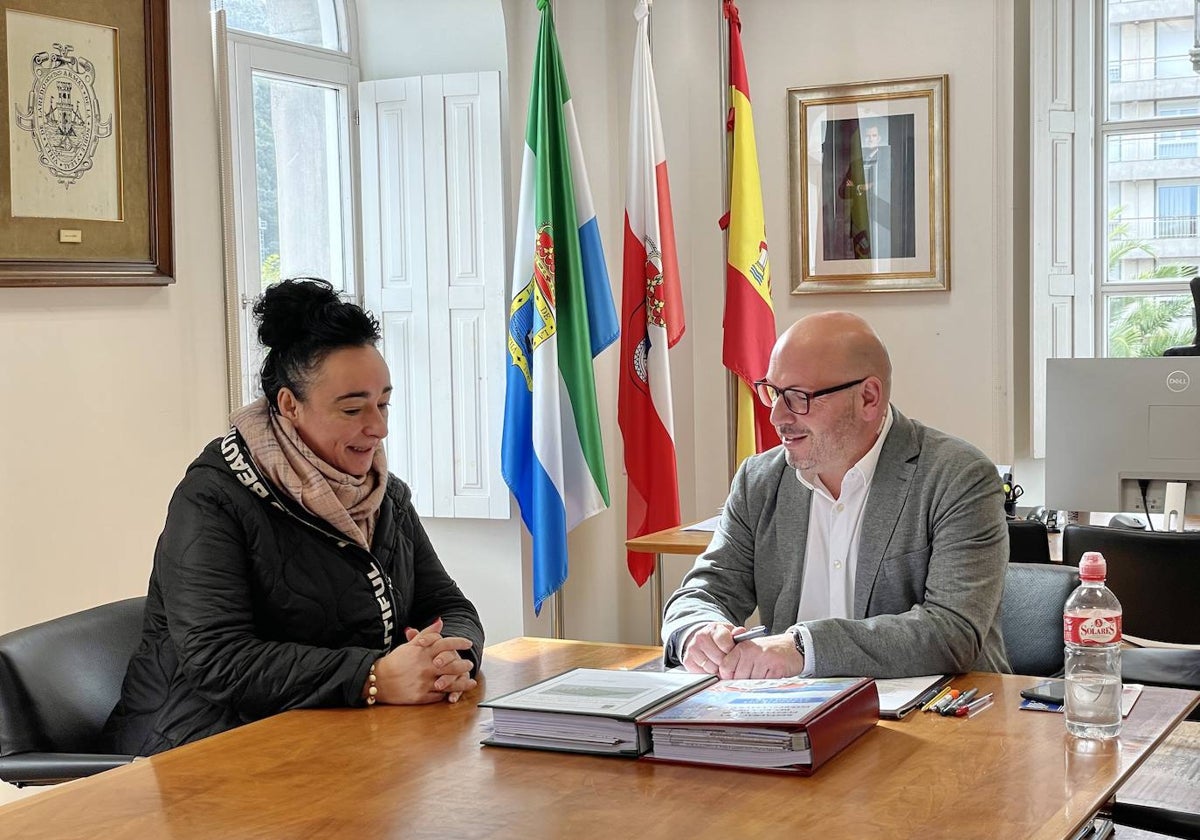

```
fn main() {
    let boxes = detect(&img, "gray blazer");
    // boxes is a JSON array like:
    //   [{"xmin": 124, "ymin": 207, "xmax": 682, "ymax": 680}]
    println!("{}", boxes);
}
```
[{"xmin": 662, "ymin": 408, "xmax": 1011, "ymax": 678}]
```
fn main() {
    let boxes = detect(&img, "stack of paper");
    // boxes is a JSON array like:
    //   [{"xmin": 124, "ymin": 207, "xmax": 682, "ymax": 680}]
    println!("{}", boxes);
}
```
[
  {"xmin": 874, "ymin": 674, "xmax": 951, "ymax": 719},
  {"xmin": 652, "ymin": 726, "xmax": 813, "ymax": 768},
  {"xmin": 641, "ymin": 676, "xmax": 879, "ymax": 774},
  {"xmin": 480, "ymin": 668, "xmax": 715, "ymax": 756}
]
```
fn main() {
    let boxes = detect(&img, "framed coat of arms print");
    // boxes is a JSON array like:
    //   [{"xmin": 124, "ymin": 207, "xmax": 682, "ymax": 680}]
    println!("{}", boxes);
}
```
[{"xmin": 0, "ymin": 0, "xmax": 172, "ymax": 286}]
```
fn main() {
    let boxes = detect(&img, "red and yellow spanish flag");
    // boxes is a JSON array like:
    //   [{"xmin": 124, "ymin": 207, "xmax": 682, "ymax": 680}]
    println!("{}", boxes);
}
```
[{"xmin": 721, "ymin": 0, "xmax": 778, "ymax": 468}]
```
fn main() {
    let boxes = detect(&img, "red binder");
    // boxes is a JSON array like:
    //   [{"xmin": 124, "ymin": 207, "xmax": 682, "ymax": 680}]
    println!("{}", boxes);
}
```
[{"xmin": 638, "ymin": 676, "xmax": 879, "ymax": 775}]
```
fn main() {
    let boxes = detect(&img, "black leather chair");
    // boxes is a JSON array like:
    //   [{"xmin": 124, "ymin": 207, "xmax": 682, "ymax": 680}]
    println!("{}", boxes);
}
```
[
  {"xmin": 1061, "ymin": 524, "xmax": 1200, "ymax": 702},
  {"xmin": 1007, "ymin": 519, "xmax": 1052, "ymax": 564},
  {"xmin": 0, "ymin": 597, "xmax": 144, "ymax": 786},
  {"xmin": 1061, "ymin": 524, "xmax": 1200, "ymax": 644},
  {"xmin": 1163, "ymin": 275, "xmax": 1199, "ymax": 356},
  {"xmin": 1000, "ymin": 563, "xmax": 1079, "ymax": 676}
]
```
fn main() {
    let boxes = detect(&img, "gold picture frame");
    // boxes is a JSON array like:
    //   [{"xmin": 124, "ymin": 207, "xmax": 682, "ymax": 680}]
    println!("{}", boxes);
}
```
[
  {"xmin": 0, "ymin": 0, "xmax": 172, "ymax": 287},
  {"xmin": 788, "ymin": 75, "xmax": 948, "ymax": 294}
]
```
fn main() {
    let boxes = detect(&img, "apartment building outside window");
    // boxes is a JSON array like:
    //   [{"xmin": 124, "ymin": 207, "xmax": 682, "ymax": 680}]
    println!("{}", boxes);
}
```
[{"xmin": 1102, "ymin": 0, "xmax": 1200, "ymax": 357}]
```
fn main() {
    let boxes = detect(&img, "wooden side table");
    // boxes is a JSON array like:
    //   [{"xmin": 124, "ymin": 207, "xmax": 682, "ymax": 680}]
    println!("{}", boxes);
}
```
[{"xmin": 625, "ymin": 524, "xmax": 715, "ymax": 642}]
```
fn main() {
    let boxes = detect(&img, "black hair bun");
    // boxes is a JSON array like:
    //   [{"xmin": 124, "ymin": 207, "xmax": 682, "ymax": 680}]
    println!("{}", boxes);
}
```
[
  {"xmin": 254, "ymin": 277, "xmax": 342, "ymax": 352},
  {"xmin": 252, "ymin": 277, "xmax": 382, "ymax": 409}
]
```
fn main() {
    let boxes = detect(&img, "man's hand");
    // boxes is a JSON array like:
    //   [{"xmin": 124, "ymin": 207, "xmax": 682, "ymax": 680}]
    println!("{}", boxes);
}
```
[
  {"xmin": 680, "ymin": 622, "xmax": 752, "ymax": 675},
  {"xmin": 716, "ymin": 633, "xmax": 804, "ymax": 680}
]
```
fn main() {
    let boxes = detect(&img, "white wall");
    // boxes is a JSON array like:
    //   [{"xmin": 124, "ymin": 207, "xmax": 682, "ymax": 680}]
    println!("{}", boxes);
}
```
[
  {"xmin": 0, "ymin": 0, "xmax": 227, "ymax": 636},
  {"xmin": 743, "ymin": 0, "xmax": 1015, "ymax": 456},
  {"xmin": 356, "ymin": 0, "xmax": 508, "ymax": 77}
]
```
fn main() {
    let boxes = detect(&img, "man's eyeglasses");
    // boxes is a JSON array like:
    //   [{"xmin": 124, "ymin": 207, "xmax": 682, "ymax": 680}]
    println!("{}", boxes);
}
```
[{"xmin": 752, "ymin": 377, "xmax": 867, "ymax": 416}]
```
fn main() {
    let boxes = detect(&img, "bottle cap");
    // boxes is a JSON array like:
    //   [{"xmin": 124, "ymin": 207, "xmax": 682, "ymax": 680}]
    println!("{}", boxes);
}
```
[{"xmin": 1079, "ymin": 551, "xmax": 1107, "ymax": 581}]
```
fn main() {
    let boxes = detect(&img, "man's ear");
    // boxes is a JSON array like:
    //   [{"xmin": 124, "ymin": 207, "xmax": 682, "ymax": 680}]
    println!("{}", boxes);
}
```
[
  {"xmin": 859, "ymin": 376, "xmax": 885, "ymax": 419},
  {"xmin": 277, "ymin": 387, "xmax": 300, "ymax": 421}
]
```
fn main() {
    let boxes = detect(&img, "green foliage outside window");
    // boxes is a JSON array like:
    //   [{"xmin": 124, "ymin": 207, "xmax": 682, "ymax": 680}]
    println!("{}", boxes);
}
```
[
  {"xmin": 261, "ymin": 253, "xmax": 281, "ymax": 287},
  {"xmin": 1107, "ymin": 296, "xmax": 1196, "ymax": 356},
  {"xmin": 1106, "ymin": 207, "xmax": 1196, "ymax": 357}
]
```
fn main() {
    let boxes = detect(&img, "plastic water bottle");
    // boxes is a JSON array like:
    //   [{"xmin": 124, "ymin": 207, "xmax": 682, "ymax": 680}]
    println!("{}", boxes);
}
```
[{"xmin": 1063, "ymin": 551, "xmax": 1123, "ymax": 739}]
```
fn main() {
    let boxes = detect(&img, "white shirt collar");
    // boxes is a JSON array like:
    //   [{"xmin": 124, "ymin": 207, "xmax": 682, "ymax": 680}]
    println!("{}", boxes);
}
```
[{"xmin": 796, "ymin": 405, "xmax": 895, "ymax": 500}]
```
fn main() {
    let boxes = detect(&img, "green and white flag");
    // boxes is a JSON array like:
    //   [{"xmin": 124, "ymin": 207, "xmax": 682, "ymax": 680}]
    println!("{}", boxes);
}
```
[{"xmin": 501, "ymin": 0, "xmax": 619, "ymax": 615}]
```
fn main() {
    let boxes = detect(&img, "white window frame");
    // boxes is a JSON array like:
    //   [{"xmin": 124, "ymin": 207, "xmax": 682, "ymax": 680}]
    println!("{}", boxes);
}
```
[
  {"xmin": 215, "ymin": 3, "xmax": 362, "ymax": 406},
  {"xmin": 1031, "ymin": 0, "xmax": 1200, "ymax": 456},
  {"xmin": 1095, "ymin": 0, "xmax": 1199, "ymax": 358}
]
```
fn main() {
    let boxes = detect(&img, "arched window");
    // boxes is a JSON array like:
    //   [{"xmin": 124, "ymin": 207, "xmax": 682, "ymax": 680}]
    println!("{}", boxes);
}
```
[{"xmin": 213, "ymin": 0, "xmax": 346, "ymax": 52}]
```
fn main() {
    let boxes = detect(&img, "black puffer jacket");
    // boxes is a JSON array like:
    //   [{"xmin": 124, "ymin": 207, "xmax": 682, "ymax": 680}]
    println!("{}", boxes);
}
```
[{"xmin": 104, "ymin": 428, "xmax": 484, "ymax": 755}]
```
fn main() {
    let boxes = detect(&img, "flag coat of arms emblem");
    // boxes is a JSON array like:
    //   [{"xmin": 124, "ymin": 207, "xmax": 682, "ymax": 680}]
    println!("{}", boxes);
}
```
[{"xmin": 502, "ymin": 0, "xmax": 618, "ymax": 615}]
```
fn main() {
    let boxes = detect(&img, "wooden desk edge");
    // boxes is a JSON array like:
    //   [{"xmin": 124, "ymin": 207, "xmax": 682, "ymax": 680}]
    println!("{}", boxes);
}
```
[
  {"xmin": 624, "ymin": 523, "xmax": 714, "ymax": 556},
  {"xmin": 1050, "ymin": 686, "xmax": 1200, "ymax": 840},
  {"xmin": 493, "ymin": 637, "xmax": 661, "ymax": 653}
]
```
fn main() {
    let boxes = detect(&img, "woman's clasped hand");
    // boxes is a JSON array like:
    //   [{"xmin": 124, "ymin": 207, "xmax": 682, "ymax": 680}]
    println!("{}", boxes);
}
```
[{"xmin": 371, "ymin": 618, "xmax": 478, "ymax": 705}]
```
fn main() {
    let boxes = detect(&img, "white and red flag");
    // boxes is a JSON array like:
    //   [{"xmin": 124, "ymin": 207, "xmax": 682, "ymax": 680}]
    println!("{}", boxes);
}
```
[{"xmin": 618, "ymin": 0, "xmax": 685, "ymax": 587}]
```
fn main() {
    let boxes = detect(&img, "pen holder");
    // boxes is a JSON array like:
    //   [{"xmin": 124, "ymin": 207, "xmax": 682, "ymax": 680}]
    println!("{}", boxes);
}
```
[{"xmin": 1002, "ymin": 481, "xmax": 1023, "ymax": 519}]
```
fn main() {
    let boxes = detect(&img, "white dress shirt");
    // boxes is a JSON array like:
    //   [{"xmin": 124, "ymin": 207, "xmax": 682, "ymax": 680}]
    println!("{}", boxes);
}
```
[{"xmin": 793, "ymin": 406, "xmax": 894, "ymax": 675}]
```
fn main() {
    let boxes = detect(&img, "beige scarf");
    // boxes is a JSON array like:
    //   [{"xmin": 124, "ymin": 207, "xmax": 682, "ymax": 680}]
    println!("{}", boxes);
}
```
[{"xmin": 231, "ymin": 397, "xmax": 388, "ymax": 550}]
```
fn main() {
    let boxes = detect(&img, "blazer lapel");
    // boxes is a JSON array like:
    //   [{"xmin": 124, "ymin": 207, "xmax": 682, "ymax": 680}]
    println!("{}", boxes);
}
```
[
  {"xmin": 773, "ymin": 466, "xmax": 811, "ymax": 629},
  {"xmin": 854, "ymin": 408, "xmax": 919, "ymax": 619}
]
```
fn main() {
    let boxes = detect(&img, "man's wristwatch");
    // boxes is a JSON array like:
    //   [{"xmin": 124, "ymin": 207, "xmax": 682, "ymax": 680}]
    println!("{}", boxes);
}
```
[{"xmin": 791, "ymin": 626, "xmax": 806, "ymax": 658}]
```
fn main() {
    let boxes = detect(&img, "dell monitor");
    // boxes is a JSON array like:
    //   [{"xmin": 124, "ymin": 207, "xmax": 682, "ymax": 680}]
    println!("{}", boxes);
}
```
[{"xmin": 1045, "ymin": 357, "xmax": 1200, "ymax": 531}]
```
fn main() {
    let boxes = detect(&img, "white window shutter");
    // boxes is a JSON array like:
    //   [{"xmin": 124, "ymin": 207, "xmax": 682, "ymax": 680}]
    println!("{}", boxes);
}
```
[
  {"xmin": 421, "ymin": 72, "xmax": 508, "ymax": 519},
  {"xmin": 1030, "ymin": 0, "xmax": 1094, "ymax": 457},
  {"xmin": 361, "ymin": 72, "xmax": 508, "ymax": 519},
  {"xmin": 360, "ymin": 76, "xmax": 435, "ymax": 516}
]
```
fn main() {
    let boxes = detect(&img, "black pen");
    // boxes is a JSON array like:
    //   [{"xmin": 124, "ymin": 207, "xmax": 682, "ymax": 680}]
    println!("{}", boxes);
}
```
[
  {"xmin": 921, "ymin": 686, "xmax": 953, "ymax": 713},
  {"xmin": 912, "ymin": 682, "xmax": 947, "ymax": 711},
  {"xmin": 732, "ymin": 625, "xmax": 767, "ymax": 643}
]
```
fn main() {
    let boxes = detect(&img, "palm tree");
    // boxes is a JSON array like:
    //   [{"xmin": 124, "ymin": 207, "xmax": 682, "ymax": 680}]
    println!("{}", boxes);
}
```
[
  {"xmin": 1107, "ymin": 295, "xmax": 1195, "ymax": 357},
  {"xmin": 1105, "ymin": 207, "xmax": 1196, "ymax": 356}
]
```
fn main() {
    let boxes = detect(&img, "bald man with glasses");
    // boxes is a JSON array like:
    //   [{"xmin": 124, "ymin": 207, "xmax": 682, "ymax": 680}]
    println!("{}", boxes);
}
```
[{"xmin": 662, "ymin": 312, "xmax": 1011, "ymax": 680}]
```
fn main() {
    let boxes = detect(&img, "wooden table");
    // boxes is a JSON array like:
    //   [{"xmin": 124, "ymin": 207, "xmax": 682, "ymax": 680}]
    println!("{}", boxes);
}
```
[
  {"xmin": 1, "ymin": 638, "xmax": 1195, "ymax": 840},
  {"xmin": 625, "ymin": 522, "xmax": 713, "ymax": 639}
]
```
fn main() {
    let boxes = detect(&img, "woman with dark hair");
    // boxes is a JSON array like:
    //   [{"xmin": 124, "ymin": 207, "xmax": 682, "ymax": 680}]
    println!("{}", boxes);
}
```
[{"xmin": 105, "ymin": 278, "xmax": 484, "ymax": 755}]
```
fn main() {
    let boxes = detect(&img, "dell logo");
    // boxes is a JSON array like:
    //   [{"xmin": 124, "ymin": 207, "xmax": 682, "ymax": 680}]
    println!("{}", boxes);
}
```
[{"xmin": 1167, "ymin": 370, "xmax": 1191, "ymax": 392}]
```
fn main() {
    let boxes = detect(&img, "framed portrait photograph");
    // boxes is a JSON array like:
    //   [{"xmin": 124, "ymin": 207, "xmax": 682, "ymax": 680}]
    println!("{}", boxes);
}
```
[
  {"xmin": 0, "ymin": 0, "xmax": 172, "ymax": 287},
  {"xmin": 787, "ymin": 75, "xmax": 948, "ymax": 294}
]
